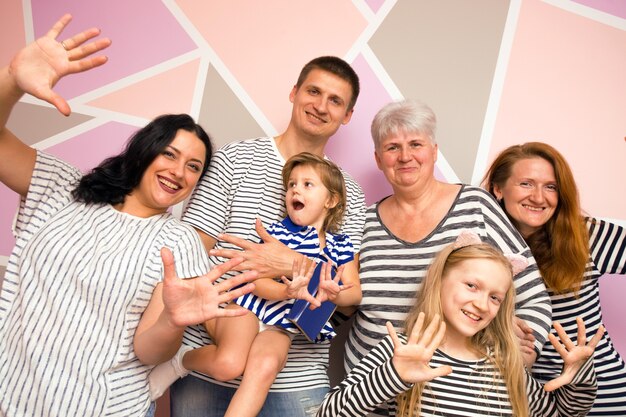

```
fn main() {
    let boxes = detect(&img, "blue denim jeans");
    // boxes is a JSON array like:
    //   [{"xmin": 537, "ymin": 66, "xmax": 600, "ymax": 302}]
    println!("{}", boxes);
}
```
[{"xmin": 170, "ymin": 375, "xmax": 329, "ymax": 417}]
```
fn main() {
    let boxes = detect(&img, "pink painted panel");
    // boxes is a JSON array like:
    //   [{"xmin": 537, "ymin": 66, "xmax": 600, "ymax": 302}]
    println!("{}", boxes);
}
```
[
  {"xmin": 490, "ymin": 0, "xmax": 626, "ymax": 220},
  {"xmin": 88, "ymin": 60, "xmax": 200, "ymax": 119},
  {"xmin": 599, "ymin": 277, "xmax": 626, "ymax": 361},
  {"xmin": 573, "ymin": 0, "xmax": 626, "ymax": 19},
  {"xmin": 31, "ymin": 0, "xmax": 196, "ymax": 98},
  {"xmin": 0, "ymin": 0, "xmax": 25, "ymax": 65}
]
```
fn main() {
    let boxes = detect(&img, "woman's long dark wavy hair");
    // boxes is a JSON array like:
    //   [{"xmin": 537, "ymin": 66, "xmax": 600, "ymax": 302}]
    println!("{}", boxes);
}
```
[{"xmin": 72, "ymin": 114, "xmax": 212, "ymax": 205}]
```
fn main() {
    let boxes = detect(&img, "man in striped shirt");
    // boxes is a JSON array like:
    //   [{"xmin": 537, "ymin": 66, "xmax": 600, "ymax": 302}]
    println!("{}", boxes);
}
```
[{"xmin": 171, "ymin": 56, "xmax": 367, "ymax": 417}]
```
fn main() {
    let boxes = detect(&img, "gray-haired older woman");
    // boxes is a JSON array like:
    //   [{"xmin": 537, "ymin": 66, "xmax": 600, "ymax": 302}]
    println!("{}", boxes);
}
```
[{"xmin": 343, "ymin": 100, "xmax": 552, "ymax": 416}]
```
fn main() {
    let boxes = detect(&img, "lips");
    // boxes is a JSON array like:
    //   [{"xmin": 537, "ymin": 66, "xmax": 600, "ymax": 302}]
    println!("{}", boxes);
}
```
[
  {"xmin": 292, "ymin": 200, "xmax": 305, "ymax": 210},
  {"xmin": 462, "ymin": 309, "xmax": 481, "ymax": 322},
  {"xmin": 305, "ymin": 111, "xmax": 327, "ymax": 124},
  {"xmin": 158, "ymin": 176, "xmax": 181, "ymax": 193},
  {"xmin": 522, "ymin": 204, "xmax": 544, "ymax": 212}
]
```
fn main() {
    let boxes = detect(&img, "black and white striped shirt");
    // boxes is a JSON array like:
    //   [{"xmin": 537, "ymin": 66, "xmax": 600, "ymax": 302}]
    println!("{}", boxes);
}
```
[
  {"xmin": 0, "ymin": 152, "xmax": 210, "ymax": 417},
  {"xmin": 532, "ymin": 217, "xmax": 626, "ymax": 416},
  {"xmin": 181, "ymin": 136, "xmax": 366, "ymax": 391},
  {"xmin": 344, "ymin": 187, "xmax": 552, "ymax": 405},
  {"xmin": 319, "ymin": 334, "xmax": 597, "ymax": 416}
]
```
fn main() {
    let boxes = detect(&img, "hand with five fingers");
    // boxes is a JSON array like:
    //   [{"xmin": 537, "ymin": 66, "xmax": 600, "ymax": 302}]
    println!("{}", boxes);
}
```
[
  {"xmin": 314, "ymin": 263, "xmax": 353, "ymax": 305},
  {"xmin": 387, "ymin": 312, "xmax": 453, "ymax": 384},
  {"xmin": 8, "ymin": 14, "xmax": 111, "ymax": 116},
  {"xmin": 280, "ymin": 256, "xmax": 321, "ymax": 308},
  {"xmin": 543, "ymin": 316, "xmax": 605, "ymax": 392},
  {"xmin": 160, "ymin": 247, "xmax": 257, "ymax": 329},
  {"xmin": 210, "ymin": 218, "xmax": 312, "ymax": 279}
]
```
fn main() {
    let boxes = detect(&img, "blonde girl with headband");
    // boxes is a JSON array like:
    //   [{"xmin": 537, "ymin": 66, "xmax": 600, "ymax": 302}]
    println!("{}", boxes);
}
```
[
  {"xmin": 150, "ymin": 152, "xmax": 361, "ymax": 416},
  {"xmin": 318, "ymin": 231, "xmax": 603, "ymax": 417}
]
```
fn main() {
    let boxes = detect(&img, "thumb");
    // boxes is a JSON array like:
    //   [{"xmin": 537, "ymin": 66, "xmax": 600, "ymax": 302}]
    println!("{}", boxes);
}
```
[
  {"xmin": 255, "ymin": 218, "xmax": 275, "ymax": 242},
  {"xmin": 47, "ymin": 91, "xmax": 71, "ymax": 116},
  {"xmin": 160, "ymin": 247, "xmax": 177, "ymax": 283}
]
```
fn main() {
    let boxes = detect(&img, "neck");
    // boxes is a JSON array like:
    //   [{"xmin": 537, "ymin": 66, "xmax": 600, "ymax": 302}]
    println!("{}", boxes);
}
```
[
  {"xmin": 439, "ymin": 335, "xmax": 484, "ymax": 361},
  {"xmin": 275, "ymin": 128, "xmax": 328, "ymax": 160},
  {"xmin": 391, "ymin": 179, "xmax": 444, "ymax": 212}
]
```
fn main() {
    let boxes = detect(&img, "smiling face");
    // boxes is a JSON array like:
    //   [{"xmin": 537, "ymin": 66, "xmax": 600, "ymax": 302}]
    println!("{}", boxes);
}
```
[
  {"xmin": 289, "ymin": 68, "xmax": 353, "ymax": 140},
  {"xmin": 285, "ymin": 164, "xmax": 336, "ymax": 231},
  {"xmin": 124, "ymin": 129, "xmax": 206, "ymax": 217},
  {"xmin": 440, "ymin": 257, "xmax": 511, "ymax": 347},
  {"xmin": 493, "ymin": 157, "xmax": 558, "ymax": 238},
  {"xmin": 374, "ymin": 130, "xmax": 438, "ymax": 190}
]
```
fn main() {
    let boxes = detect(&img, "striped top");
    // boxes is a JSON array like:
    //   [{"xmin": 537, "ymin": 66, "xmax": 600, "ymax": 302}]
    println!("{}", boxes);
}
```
[
  {"xmin": 0, "ymin": 152, "xmax": 210, "ymax": 417},
  {"xmin": 318, "ymin": 334, "xmax": 597, "ymax": 416},
  {"xmin": 181, "ymin": 136, "xmax": 366, "ymax": 391},
  {"xmin": 344, "ymin": 186, "xmax": 552, "ymax": 413},
  {"xmin": 235, "ymin": 216, "xmax": 355, "ymax": 342},
  {"xmin": 532, "ymin": 217, "xmax": 626, "ymax": 416}
]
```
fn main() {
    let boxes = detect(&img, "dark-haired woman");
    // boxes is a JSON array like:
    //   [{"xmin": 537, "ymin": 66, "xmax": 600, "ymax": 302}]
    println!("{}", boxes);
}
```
[
  {"xmin": 484, "ymin": 141, "xmax": 626, "ymax": 415},
  {"xmin": 0, "ymin": 15, "xmax": 256, "ymax": 417}
]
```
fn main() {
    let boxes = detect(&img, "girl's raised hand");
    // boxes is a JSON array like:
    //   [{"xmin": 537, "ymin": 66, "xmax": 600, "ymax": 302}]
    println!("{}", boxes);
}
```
[
  {"xmin": 314, "ymin": 263, "xmax": 352, "ymax": 305},
  {"xmin": 9, "ymin": 14, "xmax": 111, "ymax": 115},
  {"xmin": 543, "ymin": 317, "xmax": 604, "ymax": 392},
  {"xmin": 280, "ymin": 257, "xmax": 321, "ymax": 307},
  {"xmin": 388, "ymin": 313, "xmax": 452, "ymax": 384}
]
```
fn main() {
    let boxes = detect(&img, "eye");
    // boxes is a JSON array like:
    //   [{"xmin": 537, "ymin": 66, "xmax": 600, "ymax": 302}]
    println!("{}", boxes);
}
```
[
  {"xmin": 288, "ymin": 181, "xmax": 296, "ymax": 188},
  {"xmin": 410, "ymin": 142, "xmax": 422, "ymax": 148},
  {"xmin": 490, "ymin": 295, "xmax": 503, "ymax": 305},
  {"xmin": 545, "ymin": 184, "xmax": 558, "ymax": 192},
  {"xmin": 187, "ymin": 162, "xmax": 201, "ymax": 173},
  {"xmin": 163, "ymin": 150, "xmax": 175, "ymax": 159},
  {"xmin": 330, "ymin": 97, "xmax": 343, "ymax": 106},
  {"xmin": 308, "ymin": 88, "xmax": 319, "ymax": 96},
  {"xmin": 519, "ymin": 181, "xmax": 533, "ymax": 188},
  {"xmin": 304, "ymin": 181, "xmax": 314, "ymax": 188},
  {"xmin": 386, "ymin": 144, "xmax": 398, "ymax": 151},
  {"xmin": 466, "ymin": 282, "xmax": 477, "ymax": 290}
]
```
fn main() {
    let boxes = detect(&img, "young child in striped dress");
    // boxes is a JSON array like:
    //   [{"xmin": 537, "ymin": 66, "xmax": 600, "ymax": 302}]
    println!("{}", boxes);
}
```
[
  {"xmin": 318, "ymin": 231, "xmax": 602, "ymax": 417},
  {"xmin": 149, "ymin": 152, "xmax": 362, "ymax": 416}
]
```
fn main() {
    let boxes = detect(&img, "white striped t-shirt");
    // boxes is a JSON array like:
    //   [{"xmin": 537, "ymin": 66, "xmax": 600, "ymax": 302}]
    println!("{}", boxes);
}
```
[
  {"xmin": 181, "ymin": 136, "xmax": 366, "ymax": 391},
  {"xmin": 0, "ymin": 152, "xmax": 210, "ymax": 417},
  {"xmin": 318, "ymin": 334, "xmax": 597, "ymax": 416}
]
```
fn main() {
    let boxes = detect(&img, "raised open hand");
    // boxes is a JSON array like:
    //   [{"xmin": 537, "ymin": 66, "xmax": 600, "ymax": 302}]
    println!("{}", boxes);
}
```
[
  {"xmin": 389, "ymin": 313, "xmax": 452, "ymax": 384},
  {"xmin": 314, "ymin": 263, "xmax": 352, "ymax": 305},
  {"xmin": 543, "ymin": 317, "xmax": 604, "ymax": 392},
  {"xmin": 160, "ymin": 247, "xmax": 257, "ymax": 328},
  {"xmin": 280, "ymin": 256, "xmax": 320, "ymax": 307},
  {"xmin": 8, "ymin": 14, "xmax": 111, "ymax": 116}
]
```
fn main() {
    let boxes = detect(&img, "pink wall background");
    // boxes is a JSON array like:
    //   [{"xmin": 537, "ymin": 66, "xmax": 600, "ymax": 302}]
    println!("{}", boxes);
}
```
[{"xmin": 1, "ymin": 1, "xmax": 624, "ymax": 413}]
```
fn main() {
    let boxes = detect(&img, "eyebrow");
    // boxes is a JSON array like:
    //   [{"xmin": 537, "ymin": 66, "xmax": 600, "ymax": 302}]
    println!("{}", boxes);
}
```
[{"xmin": 168, "ymin": 145, "xmax": 204, "ymax": 165}]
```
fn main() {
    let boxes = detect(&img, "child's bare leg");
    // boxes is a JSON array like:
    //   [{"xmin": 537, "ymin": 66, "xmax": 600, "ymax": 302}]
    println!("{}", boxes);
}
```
[
  {"xmin": 184, "ymin": 306, "xmax": 259, "ymax": 381},
  {"xmin": 224, "ymin": 329, "xmax": 292, "ymax": 417}
]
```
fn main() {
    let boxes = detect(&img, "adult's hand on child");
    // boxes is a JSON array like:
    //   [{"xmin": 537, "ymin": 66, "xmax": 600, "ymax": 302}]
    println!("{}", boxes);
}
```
[
  {"xmin": 543, "ymin": 317, "xmax": 604, "ymax": 392},
  {"xmin": 280, "ymin": 257, "xmax": 320, "ymax": 307},
  {"xmin": 314, "ymin": 263, "xmax": 352, "ymax": 306},
  {"xmin": 9, "ymin": 14, "xmax": 111, "ymax": 116},
  {"xmin": 210, "ymin": 219, "xmax": 311, "ymax": 279},
  {"xmin": 160, "ymin": 247, "xmax": 257, "ymax": 328},
  {"xmin": 388, "ymin": 313, "xmax": 452, "ymax": 384}
]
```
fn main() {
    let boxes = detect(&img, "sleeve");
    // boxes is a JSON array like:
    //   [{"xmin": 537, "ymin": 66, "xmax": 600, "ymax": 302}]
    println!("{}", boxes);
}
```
[
  {"xmin": 169, "ymin": 224, "xmax": 211, "ymax": 280},
  {"xmin": 13, "ymin": 151, "xmax": 82, "ymax": 241},
  {"xmin": 181, "ymin": 144, "xmax": 235, "ymax": 238},
  {"xmin": 317, "ymin": 335, "xmax": 412, "ymax": 417},
  {"xmin": 587, "ymin": 217, "xmax": 626, "ymax": 276},
  {"xmin": 340, "ymin": 171, "xmax": 366, "ymax": 252},
  {"xmin": 526, "ymin": 356, "xmax": 597, "ymax": 417},
  {"xmin": 478, "ymin": 188, "xmax": 552, "ymax": 353}
]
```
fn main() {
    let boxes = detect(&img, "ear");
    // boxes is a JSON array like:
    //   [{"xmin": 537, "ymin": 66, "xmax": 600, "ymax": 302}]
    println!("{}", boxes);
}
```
[
  {"xmin": 289, "ymin": 85, "xmax": 298, "ymax": 103},
  {"xmin": 341, "ymin": 108, "xmax": 353, "ymax": 125},
  {"xmin": 374, "ymin": 150, "xmax": 382, "ymax": 170},
  {"xmin": 492, "ymin": 183, "xmax": 503, "ymax": 201},
  {"xmin": 325, "ymin": 193, "xmax": 339, "ymax": 209},
  {"xmin": 433, "ymin": 143, "xmax": 438, "ymax": 162}
]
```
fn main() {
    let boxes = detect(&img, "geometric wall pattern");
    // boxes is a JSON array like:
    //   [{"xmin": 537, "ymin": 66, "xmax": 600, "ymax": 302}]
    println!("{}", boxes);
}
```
[{"xmin": 1, "ymin": 0, "xmax": 624, "ymax": 377}]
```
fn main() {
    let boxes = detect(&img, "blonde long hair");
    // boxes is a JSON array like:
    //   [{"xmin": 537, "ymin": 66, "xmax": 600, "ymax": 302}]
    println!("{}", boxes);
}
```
[{"xmin": 396, "ymin": 244, "xmax": 528, "ymax": 417}]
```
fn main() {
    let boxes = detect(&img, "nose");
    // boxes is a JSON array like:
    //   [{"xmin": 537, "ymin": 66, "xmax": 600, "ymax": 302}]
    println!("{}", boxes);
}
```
[
  {"xmin": 170, "ymin": 160, "xmax": 185, "ymax": 179},
  {"xmin": 529, "ymin": 186, "xmax": 545, "ymax": 203},
  {"xmin": 399, "ymin": 146, "xmax": 411, "ymax": 161},
  {"xmin": 313, "ymin": 95, "xmax": 328, "ymax": 114},
  {"xmin": 473, "ymin": 293, "xmax": 489, "ymax": 311}
]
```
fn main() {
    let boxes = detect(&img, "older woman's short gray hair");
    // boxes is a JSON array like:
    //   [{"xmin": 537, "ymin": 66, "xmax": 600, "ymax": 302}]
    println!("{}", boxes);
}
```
[{"xmin": 371, "ymin": 100, "xmax": 437, "ymax": 149}]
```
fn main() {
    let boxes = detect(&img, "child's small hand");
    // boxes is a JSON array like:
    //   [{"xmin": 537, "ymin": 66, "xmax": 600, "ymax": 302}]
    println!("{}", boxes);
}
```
[
  {"xmin": 543, "ymin": 317, "xmax": 604, "ymax": 392},
  {"xmin": 314, "ymin": 264, "xmax": 353, "ymax": 307},
  {"xmin": 388, "ymin": 313, "xmax": 452, "ymax": 384},
  {"xmin": 280, "ymin": 257, "xmax": 321, "ymax": 307}
]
